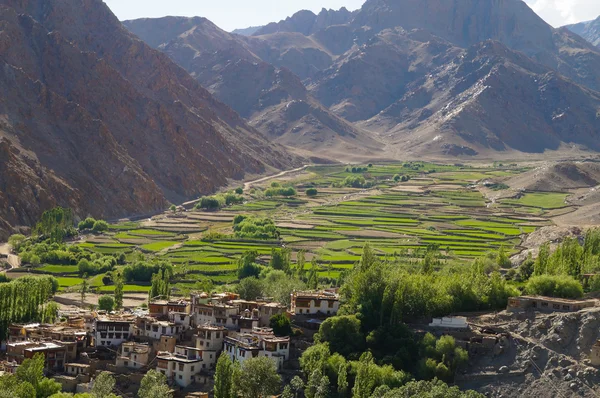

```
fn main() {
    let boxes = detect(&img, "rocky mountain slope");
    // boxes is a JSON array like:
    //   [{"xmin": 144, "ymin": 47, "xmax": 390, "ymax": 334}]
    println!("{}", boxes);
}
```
[
  {"xmin": 124, "ymin": 16, "xmax": 383, "ymax": 158},
  {"xmin": 566, "ymin": 16, "xmax": 600, "ymax": 47},
  {"xmin": 0, "ymin": 0, "xmax": 296, "ymax": 239},
  {"xmin": 125, "ymin": 0, "xmax": 600, "ymax": 160}
]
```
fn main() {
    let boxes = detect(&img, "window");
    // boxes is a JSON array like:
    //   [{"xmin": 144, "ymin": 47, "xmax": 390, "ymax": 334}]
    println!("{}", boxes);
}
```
[
  {"xmin": 216, "ymin": 332, "xmax": 220, "ymax": 338},
  {"xmin": 553, "ymin": 304, "xmax": 560, "ymax": 309},
  {"xmin": 179, "ymin": 364, "xmax": 184, "ymax": 371},
  {"xmin": 191, "ymin": 366, "xmax": 194, "ymax": 371},
  {"xmin": 124, "ymin": 361, "xmax": 129, "ymax": 367},
  {"xmin": 179, "ymin": 375, "xmax": 182, "ymax": 380},
  {"xmin": 563, "ymin": 305, "xmax": 570, "ymax": 311}
]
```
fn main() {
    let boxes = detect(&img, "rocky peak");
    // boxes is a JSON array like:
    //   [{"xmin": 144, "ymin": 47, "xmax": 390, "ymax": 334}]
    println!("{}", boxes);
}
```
[
  {"xmin": 566, "ymin": 16, "xmax": 600, "ymax": 47},
  {"xmin": 254, "ymin": 7, "xmax": 356, "ymax": 37}
]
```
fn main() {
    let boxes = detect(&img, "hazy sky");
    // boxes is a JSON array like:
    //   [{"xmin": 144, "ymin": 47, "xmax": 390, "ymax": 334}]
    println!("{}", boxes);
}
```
[{"xmin": 103, "ymin": 0, "xmax": 600, "ymax": 31}]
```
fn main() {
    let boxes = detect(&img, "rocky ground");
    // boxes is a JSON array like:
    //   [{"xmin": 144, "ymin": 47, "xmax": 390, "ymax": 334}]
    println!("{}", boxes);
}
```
[{"xmin": 460, "ymin": 308, "xmax": 600, "ymax": 397}]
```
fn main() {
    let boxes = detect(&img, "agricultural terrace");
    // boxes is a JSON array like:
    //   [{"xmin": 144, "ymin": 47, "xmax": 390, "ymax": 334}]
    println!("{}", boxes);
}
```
[{"xmin": 10, "ymin": 162, "xmax": 575, "ymax": 295}]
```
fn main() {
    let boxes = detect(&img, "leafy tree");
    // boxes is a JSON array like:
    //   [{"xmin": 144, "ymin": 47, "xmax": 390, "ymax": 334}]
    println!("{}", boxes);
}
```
[
  {"xmin": 92, "ymin": 220, "xmax": 109, "ymax": 233},
  {"xmin": 353, "ymin": 352, "xmax": 377, "ymax": 398},
  {"xmin": 235, "ymin": 187, "xmax": 244, "ymax": 195},
  {"xmin": 8, "ymin": 234, "xmax": 26, "ymax": 252},
  {"xmin": 236, "ymin": 277, "xmax": 263, "ymax": 300},
  {"xmin": 34, "ymin": 207, "xmax": 75, "ymax": 243},
  {"xmin": 169, "ymin": 205, "xmax": 177, "ymax": 212},
  {"xmin": 269, "ymin": 313, "xmax": 292, "ymax": 336},
  {"xmin": 138, "ymin": 369, "xmax": 172, "ymax": 398},
  {"xmin": 382, "ymin": 379, "xmax": 484, "ymax": 397},
  {"xmin": 393, "ymin": 174, "xmax": 401, "ymax": 182},
  {"xmin": 296, "ymin": 251, "xmax": 306, "ymax": 279},
  {"xmin": 98, "ymin": 296, "xmax": 114, "ymax": 312},
  {"xmin": 78, "ymin": 218, "xmax": 96, "ymax": 231},
  {"xmin": 114, "ymin": 274, "xmax": 124, "ymax": 310},
  {"xmin": 525, "ymin": 275, "xmax": 583, "ymax": 299},
  {"xmin": 281, "ymin": 385, "xmax": 294, "ymax": 398},
  {"xmin": 337, "ymin": 363, "xmax": 348, "ymax": 397},
  {"xmin": 91, "ymin": 372, "xmax": 116, "ymax": 398},
  {"xmin": 299, "ymin": 343, "xmax": 330, "ymax": 376},
  {"xmin": 306, "ymin": 188, "xmax": 318, "ymax": 197},
  {"xmin": 81, "ymin": 276, "xmax": 89, "ymax": 305},
  {"xmin": 149, "ymin": 269, "xmax": 171, "ymax": 301},
  {"xmin": 214, "ymin": 353, "xmax": 233, "ymax": 398},
  {"xmin": 233, "ymin": 357, "xmax": 281, "ymax": 398},
  {"xmin": 13, "ymin": 353, "xmax": 61, "ymax": 398},
  {"xmin": 496, "ymin": 246, "xmax": 511, "ymax": 269},
  {"xmin": 315, "ymin": 315, "xmax": 364, "ymax": 357},
  {"xmin": 269, "ymin": 249, "xmax": 291, "ymax": 273},
  {"xmin": 290, "ymin": 376, "xmax": 304, "ymax": 398},
  {"xmin": 237, "ymin": 251, "xmax": 262, "ymax": 279}
]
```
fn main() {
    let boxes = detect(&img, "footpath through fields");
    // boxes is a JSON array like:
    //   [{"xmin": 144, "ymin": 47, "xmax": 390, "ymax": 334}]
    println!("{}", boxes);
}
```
[{"xmin": 0, "ymin": 242, "xmax": 20, "ymax": 271}]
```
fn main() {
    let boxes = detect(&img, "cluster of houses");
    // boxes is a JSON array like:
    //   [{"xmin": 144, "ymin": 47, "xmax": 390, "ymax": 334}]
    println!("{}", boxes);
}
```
[{"xmin": 0, "ymin": 290, "xmax": 340, "ymax": 393}]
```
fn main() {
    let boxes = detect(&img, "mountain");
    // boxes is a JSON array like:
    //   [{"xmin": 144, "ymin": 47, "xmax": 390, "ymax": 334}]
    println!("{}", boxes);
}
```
[
  {"xmin": 124, "ymin": 16, "xmax": 383, "ymax": 158},
  {"xmin": 253, "ymin": 8, "xmax": 357, "ymax": 36},
  {"xmin": 123, "ymin": 0, "xmax": 600, "ymax": 161},
  {"xmin": 0, "ymin": 0, "xmax": 296, "ymax": 239},
  {"xmin": 566, "ymin": 17, "xmax": 600, "ymax": 47},
  {"xmin": 231, "ymin": 26, "xmax": 263, "ymax": 36}
]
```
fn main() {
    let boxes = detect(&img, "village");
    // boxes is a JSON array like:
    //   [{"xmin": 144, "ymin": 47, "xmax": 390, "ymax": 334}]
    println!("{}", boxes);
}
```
[
  {"xmin": 3, "ymin": 288, "xmax": 600, "ymax": 397},
  {"xmin": 0, "ymin": 289, "xmax": 341, "ymax": 396}
]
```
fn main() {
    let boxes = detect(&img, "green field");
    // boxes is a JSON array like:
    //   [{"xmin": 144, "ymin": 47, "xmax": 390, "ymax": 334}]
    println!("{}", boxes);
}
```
[{"xmin": 19, "ymin": 162, "xmax": 572, "ymax": 292}]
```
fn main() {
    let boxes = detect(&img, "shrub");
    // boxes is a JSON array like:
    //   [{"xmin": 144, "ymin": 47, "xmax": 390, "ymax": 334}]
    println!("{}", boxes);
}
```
[
  {"xmin": 525, "ymin": 275, "xmax": 584, "ymax": 299},
  {"xmin": 306, "ymin": 188, "xmax": 318, "ymax": 197},
  {"xmin": 270, "ymin": 314, "xmax": 292, "ymax": 336},
  {"xmin": 98, "ymin": 295, "xmax": 115, "ymax": 312},
  {"xmin": 78, "ymin": 218, "xmax": 96, "ymax": 231},
  {"xmin": 235, "ymin": 187, "xmax": 244, "ymax": 195},
  {"xmin": 393, "ymin": 174, "xmax": 401, "ymax": 182},
  {"xmin": 92, "ymin": 220, "xmax": 109, "ymax": 233}
]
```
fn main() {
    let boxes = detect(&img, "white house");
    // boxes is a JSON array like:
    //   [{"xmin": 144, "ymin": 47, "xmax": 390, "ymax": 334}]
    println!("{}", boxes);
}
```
[
  {"xmin": 223, "ymin": 328, "xmax": 290, "ymax": 370},
  {"xmin": 291, "ymin": 290, "xmax": 340, "ymax": 316},
  {"xmin": 156, "ymin": 346, "xmax": 204, "ymax": 388},
  {"xmin": 95, "ymin": 318, "xmax": 134, "ymax": 348}
]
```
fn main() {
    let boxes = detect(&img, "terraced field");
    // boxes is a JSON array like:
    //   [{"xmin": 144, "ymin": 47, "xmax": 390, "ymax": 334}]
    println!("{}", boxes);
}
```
[{"xmin": 14, "ymin": 162, "xmax": 578, "ymax": 294}]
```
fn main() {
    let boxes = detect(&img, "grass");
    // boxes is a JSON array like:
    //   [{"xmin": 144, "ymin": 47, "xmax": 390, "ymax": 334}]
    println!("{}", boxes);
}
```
[
  {"xmin": 16, "ymin": 162, "xmax": 557, "ymax": 292},
  {"xmin": 141, "ymin": 241, "xmax": 180, "ymax": 252},
  {"xmin": 503, "ymin": 193, "xmax": 568, "ymax": 209}
]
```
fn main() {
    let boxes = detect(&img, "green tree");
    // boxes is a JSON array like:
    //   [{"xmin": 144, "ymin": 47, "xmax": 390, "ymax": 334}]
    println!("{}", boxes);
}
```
[
  {"xmin": 337, "ymin": 363, "xmax": 348, "ymax": 397},
  {"xmin": 15, "ymin": 353, "xmax": 61, "ymax": 398},
  {"xmin": 269, "ymin": 249, "xmax": 291, "ymax": 273},
  {"xmin": 496, "ymin": 246, "xmax": 511, "ymax": 269},
  {"xmin": 98, "ymin": 296, "xmax": 114, "ymax": 312},
  {"xmin": 138, "ymin": 370, "xmax": 172, "ymax": 398},
  {"xmin": 296, "ymin": 251, "xmax": 306, "ymax": 279},
  {"xmin": 236, "ymin": 277, "xmax": 264, "ymax": 300},
  {"xmin": 525, "ymin": 274, "xmax": 584, "ymax": 298},
  {"xmin": 78, "ymin": 218, "xmax": 96, "ymax": 231},
  {"xmin": 81, "ymin": 276, "xmax": 89, "ymax": 305},
  {"xmin": 8, "ymin": 234, "xmax": 26, "ymax": 252},
  {"xmin": 353, "ymin": 352, "xmax": 377, "ymax": 398},
  {"xmin": 235, "ymin": 187, "xmax": 244, "ymax": 195},
  {"xmin": 290, "ymin": 376, "xmax": 304, "ymax": 398},
  {"xmin": 91, "ymin": 372, "xmax": 116, "ymax": 398},
  {"xmin": 316, "ymin": 315, "xmax": 364, "ymax": 357},
  {"xmin": 113, "ymin": 274, "xmax": 124, "ymax": 310},
  {"xmin": 214, "ymin": 353, "xmax": 233, "ymax": 398},
  {"xmin": 306, "ymin": 188, "xmax": 318, "ymax": 197},
  {"xmin": 92, "ymin": 220, "xmax": 109, "ymax": 233},
  {"xmin": 234, "ymin": 357, "xmax": 281, "ymax": 398},
  {"xmin": 269, "ymin": 313, "xmax": 292, "ymax": 336}
]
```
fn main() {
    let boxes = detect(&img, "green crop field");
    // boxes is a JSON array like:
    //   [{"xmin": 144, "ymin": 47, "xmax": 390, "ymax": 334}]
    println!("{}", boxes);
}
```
[{"xmin": 21, "ymin": 161, "xmax": 576, "ymax": 294}]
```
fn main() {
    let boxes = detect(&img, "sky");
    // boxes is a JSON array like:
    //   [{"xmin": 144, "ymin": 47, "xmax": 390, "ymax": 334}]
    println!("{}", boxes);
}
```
[{"xmin": 103, "ymin": 0, "xmax": 600, "ymax": 31}]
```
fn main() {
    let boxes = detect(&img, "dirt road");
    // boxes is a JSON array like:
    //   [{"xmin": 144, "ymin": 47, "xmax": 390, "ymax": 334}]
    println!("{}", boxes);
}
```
[
  {"xmin": 0, "ymin": 242, "xmax": 20, "ymax": 271},
  {"xmin": 244, "ymin": 165, "xmax": 309, "ymax": 191}
]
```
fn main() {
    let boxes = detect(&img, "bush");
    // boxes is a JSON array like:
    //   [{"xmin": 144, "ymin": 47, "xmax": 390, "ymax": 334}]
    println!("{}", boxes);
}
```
[
  {"xmin": 269, "ymin": 314, "xmax": 292, "ymax": 336},
  {"xmin": 306, "ymin": 188, "xmax": 318, "ymax": 197},
  {"xmin": 98, "ymin": 295, "xmax": 115, "ymax": 312},
  {"xmin": 233, "ymin": 217, "xmax": 279, "ymax": 240},
  {"xmin": 92, "ymin": 220, "xmax": 109, "ymax": 233},
  {"xmin": 343, "ymin": 175, "xmax": 366, "ymax": 188},
  {"xmin": 265, "ymin": 187, "xmax": 297, "ymax": 197},
  {"xmin": 525, "ymin": 275, "xmax": 584, "ymax": 299},
  {"xmin": 393, "ymin": 174, "xmax": 401, "ymax": 182},
  {"xmin": 235, "ymin": 187, "xmax": 244, "ymax": 195},
  {"xmin": 78, "ymin": 218, "xmax": 96, "ymax": 231}
]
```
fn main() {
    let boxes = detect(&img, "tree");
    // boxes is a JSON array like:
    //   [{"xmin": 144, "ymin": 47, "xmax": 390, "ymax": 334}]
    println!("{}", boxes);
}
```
[
  {"xmin": 98, "ymin": 296, "xmax": 114, "ymax": 312},
  {"xmin": 78, "ymin": 218, "xmax": 96, "ymax": 231},
  {"xmin": 525, "ymin": 275, "xmax": 584, "ymax": 299},
  {"xmin": 306, "ymin": 188, "xmax": 318, "ymax": 197},
  {"xmin": 290, "ymin": 376, "xmax": 304, "ymax": 398},
  {"xmin": 235, "ymin": 187, "xmax": 244, "ymax": 195},
  {"xmin": 393, "ymin": 174, "xmax": 401, "ymax": 182},
  {"xmin": 269, "ymin": 249, "xmax": 290, "ymax": 273},
  {"xmin": 138, "ymin": 370, "xmax": 172, "ymax": 398},
  {"xmin": 296, "ymin": 251, "xmax": 306, "ymax": 279},
  {"xmin": 315, "ymin": 315, "xmax": 364, "ymax": 357},
  {"xmin": 337, "ymin": 363, "xmax": 348, "ymax": 397},
  {"xmin": 169, "ymin": 205, "xmax": 177, "ymax": 213},
  {"xmin": 8, "ymin": 234, "xmax": 26, "ymax": 252},
  {"xmin": 114, "ymin": 274, "xmax": 124, "ymax": 310},
  {"xmin": 16, "ymin": 353, "xmax": 61, "ymax": 398},
  {"xmin": 496, "ymin": 246, "xmax": 511, "ymax": 269},
  {"xmin": 81, "ymin": 276, "xmax": 89, "ymax": 305},
  {"xmin": 92, "ymin": 220, "xmax": 109, "ymax": 233},
  {"xmin": 91, "ymin": 372, "xmax": 116, "ymax": 398},
  {"xmin": 234, "ymin": 357, "xmax": 281, "ymax": 398},
  {"xmin": 353, "ymin": 352, "xmax": 377, "ymax": 398},
  {"xmin": 214, "ymin": 353, "xmax": 233, "ymax": 398},
  {"xmin": 269, "ymin": 313, "xmax": 292, "ymax": 336},
  {"xmin": 236, "ymin": 277, "xmax": 264, "ymax": 301}
]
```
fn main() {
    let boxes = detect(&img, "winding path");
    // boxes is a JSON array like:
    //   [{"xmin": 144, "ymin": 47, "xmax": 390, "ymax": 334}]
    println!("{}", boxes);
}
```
[
  {"xmin": 0, "ymin": 243, "xmax": 20, "ymax": 271},
  {"xmin": 243, "ymin": 165, "xmax": 309, "ymax": 192}
]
